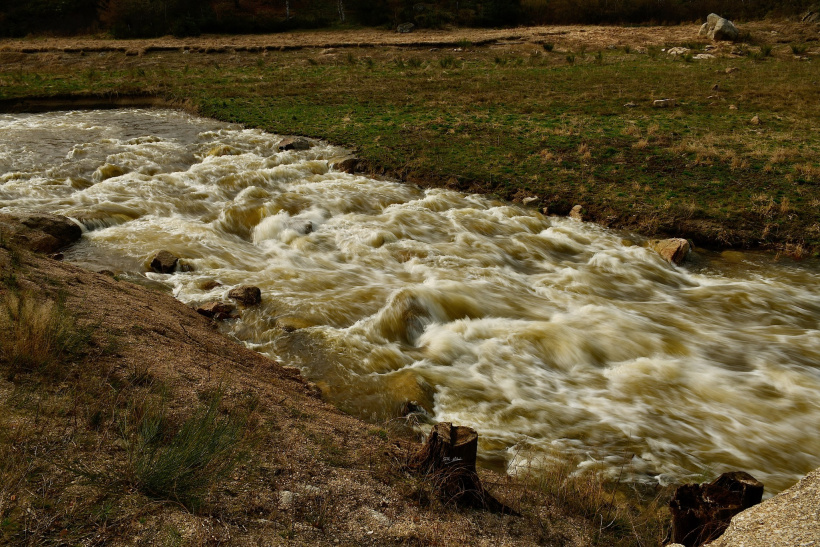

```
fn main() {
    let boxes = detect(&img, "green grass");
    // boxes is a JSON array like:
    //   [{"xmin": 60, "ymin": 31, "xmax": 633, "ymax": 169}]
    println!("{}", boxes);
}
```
[
  {"xmin": 125, "ymin": 391, "xmax": 245, "ymax": 510},
  {"xmin": 0, "ymin": 43, "xmax": 818, "ymax": 254}
]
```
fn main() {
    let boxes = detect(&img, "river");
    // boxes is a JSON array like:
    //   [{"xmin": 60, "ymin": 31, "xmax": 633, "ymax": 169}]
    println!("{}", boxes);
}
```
[{"xmin": 1, "ymin": 109, "xmax": 818, "ymax": 492}]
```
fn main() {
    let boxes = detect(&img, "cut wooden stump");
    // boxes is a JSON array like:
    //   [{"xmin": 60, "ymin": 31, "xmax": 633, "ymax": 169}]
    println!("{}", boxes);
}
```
[
  {"xmin": 669, "ymin": 471, "xmax": 764, "ymax": 546},
  {"xmin": 408, "ymin": 422, "xmax": 516, "ymax": 514}
]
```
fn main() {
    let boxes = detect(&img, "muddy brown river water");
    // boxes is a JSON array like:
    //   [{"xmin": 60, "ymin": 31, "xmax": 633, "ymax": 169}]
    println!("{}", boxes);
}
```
[{"xmin": 1, "ymin": 109, "xmax": 818, "ymax": 492}]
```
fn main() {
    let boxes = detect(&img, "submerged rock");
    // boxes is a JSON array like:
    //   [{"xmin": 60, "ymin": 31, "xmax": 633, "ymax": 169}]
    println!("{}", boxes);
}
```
[
  {"xmin": 277, "ymin": 137, "xmax": 311, "ymax": 151},
  {"xmin": 652, "ymin": 238, "xmax": 691, "ymax": 265},
  {"xmin": 670, "ymin": 471, "xmax": 764, "ymax": 546},
  {"xmin": 329, "ymin": 156, "xmax": 358, "ymax": 173},
  {"xmin": 150, "ymin": 250, "xmax": 179, "ymax": 274},
  {"xmin": 228, "ymin": 285, "xmax": 262, "ymax": 306},
  {"xmin": 275, "ymin": 316, "xmax": 315, "ymax": 332}
]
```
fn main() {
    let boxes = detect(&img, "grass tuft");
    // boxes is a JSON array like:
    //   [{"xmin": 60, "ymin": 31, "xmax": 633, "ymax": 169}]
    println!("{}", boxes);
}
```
[
  {"xmin": 126, "ymin": 391, "xmax": 245, "ymax": 510},
  {"xmin": 0, "ymin": 292, "xmax": 91, "ymax": 377}
]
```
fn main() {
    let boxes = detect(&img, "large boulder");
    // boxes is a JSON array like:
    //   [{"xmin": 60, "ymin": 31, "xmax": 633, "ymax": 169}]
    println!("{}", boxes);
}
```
[
  {"xmin": 700, "ymin": 14, "xmax": 739, "ymax": 41},
  {"xmin": 670, "ymin": 471, "xmax": 764, "ymax": 546},
  {"xmin": 652, "ymin": 238, "xmax": 691, "ymax": 265},
  {"xmin": 228, "ymin": 285, "xmax": 262, "ymax": 306},
  {"xmin": 0, "ymin": 213, "xmax": 83, "ymax": 253},
  {"xmin": 705, "ymin": 467, "xmax": 820, "ymax": 547}
]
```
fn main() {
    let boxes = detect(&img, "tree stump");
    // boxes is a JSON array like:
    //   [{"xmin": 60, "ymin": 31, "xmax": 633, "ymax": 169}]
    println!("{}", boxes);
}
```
[
  {"xmin": 409, "ymin": 422, "xmax": 514, "ymax": 514},
  {"xmin": 669, "ymin": 471, "xmax": 764, "ymax": 546}
]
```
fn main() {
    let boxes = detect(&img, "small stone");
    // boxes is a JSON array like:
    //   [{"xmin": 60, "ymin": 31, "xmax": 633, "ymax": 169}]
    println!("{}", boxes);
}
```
[
  {"xmin": 278, "ymin": 490, "xmax": 294, "ymax": 510},
  {"xmin": 623, "ymin": 101, "xmax": 637, "ymax": 107},
  {"xmin": 729, "ymin": 104, "xmax": 738, "ymax": 110},
  {"xmin": 228, "ymin": 285, "xmax": 262, "ymax": 306},
  {"xmin": 653, "ymin": 98, "xmax": 677, "ymax": 108},
  {"xmin": 569, "ymin": 205, "xmax": 584, "ymax": 221},
  {"xmin": 397, "ymin": 22, "xmax": 415, "ymax": 33},
  {"xmin": 750, "ymin": 115, "xmax": 761, "ymax": 125},
  {"xmin": 150, "ymin": 250, "xmax": 179, "ymax": 274},
  {"xmin": 725, "ymin": 67, "xmax": 739, "ymax": 73},
  {"xmin": 711, "ymin": 83, "xmax": 720, "ymax": 91},
  {"xmin": 522, "ymin": 196, "xmax": 538, "ymax": 205},
  {"xmin": 197, "ymin": 301, "xmax": 236, "ymax": 320}
]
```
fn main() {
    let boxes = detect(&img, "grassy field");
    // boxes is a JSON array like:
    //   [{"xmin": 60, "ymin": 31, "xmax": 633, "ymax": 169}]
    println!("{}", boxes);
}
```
[{"xmin": 0, "ymin": 23, "xmax": 818, "ymax": 257}]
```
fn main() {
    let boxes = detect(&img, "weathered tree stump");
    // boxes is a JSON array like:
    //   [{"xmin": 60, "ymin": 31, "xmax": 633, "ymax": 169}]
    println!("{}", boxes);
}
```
[
  {"xmin": 408, "ymin": 422, "xmax": 514, "ymax": 514},
  {"xmin": 669, "ymin": 471, "xmax": 764, "ymax": 546}
]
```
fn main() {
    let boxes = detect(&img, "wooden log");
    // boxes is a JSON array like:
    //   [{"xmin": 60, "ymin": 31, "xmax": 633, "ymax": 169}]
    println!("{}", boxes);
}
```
[
  {"xmin": 409, "ymin": 422, "xmax": 515, "ymax": 514},
  {"xmin": 669, "ymin": 471, "xmax": 764, "ymax": 546}
]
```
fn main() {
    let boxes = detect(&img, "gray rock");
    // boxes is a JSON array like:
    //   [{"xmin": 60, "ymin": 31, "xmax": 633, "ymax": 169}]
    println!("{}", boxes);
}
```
[
  {"xmin": 397, "ymin": 23, "xmax": 415, "ymax": 33},
  {"xmin": 712, "ymin": 18, "xmax": 739, "ymax": 41},
  {"xmin": 150, "ymin": 250, "xmax": 179, "ymax": 274},
  {"xmin": 277, "ymin": 137, "xmax": 311, "ymax": 151},
  {"xmin": 701, "ymin": 14, "xmax": 739, "ymax": 42},
  {"xmin": 706, "ymin": 467, "xmax": 820, "ymax": 547},
  {"xmin": 228, "ymin": 285, "xmax": 262, "ymax": 306},
  {"xmin": 569, "ymin": 205, "xmax": 584, "ymax": 221}
]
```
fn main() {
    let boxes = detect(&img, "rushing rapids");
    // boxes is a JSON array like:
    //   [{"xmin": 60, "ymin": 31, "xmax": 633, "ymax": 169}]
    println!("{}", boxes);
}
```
[{"xmin": 1, "ymin": 109, "xmax": 818, "ymax": 492}]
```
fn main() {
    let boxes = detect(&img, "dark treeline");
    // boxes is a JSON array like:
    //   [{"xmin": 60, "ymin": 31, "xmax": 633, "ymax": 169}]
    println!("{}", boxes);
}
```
[{"xmin": 0, "ymin": 0, "xmax": 814, "ymax": 38}]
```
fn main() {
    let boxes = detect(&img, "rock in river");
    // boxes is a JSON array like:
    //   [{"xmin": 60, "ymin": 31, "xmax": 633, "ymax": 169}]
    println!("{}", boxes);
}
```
[
  {"xmin": 150, "ymin": 250, "xmax": 179, "ymax": 274},
  {"xmin": 652, "ymin": 238, "xmax": 691, "ymax": 265},
  {"xmin": 228, "ymin": 285, "xmax": 262, "ymax": 306}
]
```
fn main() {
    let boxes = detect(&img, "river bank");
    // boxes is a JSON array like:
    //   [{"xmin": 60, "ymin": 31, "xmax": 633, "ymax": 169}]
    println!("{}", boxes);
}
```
[
  {"xmin": 1, "ymin": 21, "xmax": 818, "ymax": 255},
  {"xmin": 0, "ymin": 213, "xmax": 671, "ymax": 545}
]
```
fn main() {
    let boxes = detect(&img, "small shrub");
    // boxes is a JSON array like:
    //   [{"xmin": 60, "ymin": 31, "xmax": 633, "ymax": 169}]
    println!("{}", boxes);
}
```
[
  {"xmin": 0, "ymin": 293, "xmax": 91, "ymax": 376},
  {"xmin": 542, "ymin": 42, "xmax": 554, "ymax": 52},
  {"xmin": 790, "ymin": 43, "xmax": 808, "ymax": 55},
  {"xmin": 439, "ymin": 56, "xmax": 459, "ymax": 69},
  {"xmin": 407, "ymin": 57, "xmax": 423, "ymax": 69},
  {"xmin": 566, "ymin": 54, "xmax": 576, "ymax": 64},
  {"xmin": 457, "ymin": 38, "xmax": 472, "ymax": 49},
  {"xmin": 127, "ymin": 393, "xmax": 244, "ymax": 510},
  {"xmin": 760, "ymin": 44, "xmax": 773, "ymax": 57}
]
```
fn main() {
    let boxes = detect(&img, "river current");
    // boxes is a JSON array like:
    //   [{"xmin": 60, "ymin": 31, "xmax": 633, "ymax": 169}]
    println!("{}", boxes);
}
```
[{"xmin": 1, "ymin": 109, "xmax": 818, "ymax": 492}]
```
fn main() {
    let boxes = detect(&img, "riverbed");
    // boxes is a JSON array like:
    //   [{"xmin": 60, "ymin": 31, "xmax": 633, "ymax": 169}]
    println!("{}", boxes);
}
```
[{"xmin": 1, "ymin": 109, "xmax": 818, "ymax": 492}]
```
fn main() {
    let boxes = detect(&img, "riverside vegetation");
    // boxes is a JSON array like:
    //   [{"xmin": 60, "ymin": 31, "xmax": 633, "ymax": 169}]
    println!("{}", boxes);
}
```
[{"xmin": 1, "ymin": 21, "xmax": 818, "ymax": 255}]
